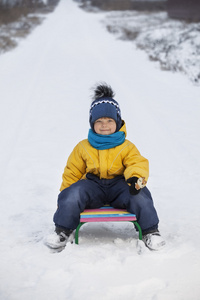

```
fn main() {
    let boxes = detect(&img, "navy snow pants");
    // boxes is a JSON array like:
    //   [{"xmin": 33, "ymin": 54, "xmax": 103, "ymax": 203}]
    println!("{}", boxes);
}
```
[{"xmin": 53, "ymin": 174, "xmax": 159, "ymax": 234}]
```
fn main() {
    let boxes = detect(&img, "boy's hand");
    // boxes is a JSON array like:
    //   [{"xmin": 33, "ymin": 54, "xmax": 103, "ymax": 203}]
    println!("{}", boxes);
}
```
[{"xmin": 127, "ymin": 177, "xmax": 147, "ymax": 195}]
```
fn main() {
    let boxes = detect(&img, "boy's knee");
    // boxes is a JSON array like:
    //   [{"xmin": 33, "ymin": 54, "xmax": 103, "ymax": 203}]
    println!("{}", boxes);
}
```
[
  {"xmin": 58, "ymin": 181, "xmax": 92, "ymax": 209},
  {"xmin": 59, "ymin": 181, "xmax": 86, "ymax": 197},
  {"xmin": 130, "ymin": 188, "xmax": 153, "ymax": 207}
]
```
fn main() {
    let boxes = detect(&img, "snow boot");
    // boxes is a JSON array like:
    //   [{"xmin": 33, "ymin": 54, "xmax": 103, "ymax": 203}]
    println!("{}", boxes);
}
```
[
  {"xmin": 45, "ymin": 227, "xmax": 73, "ymax": 250},
  {"xmin": 142, "ymin": 230, "xmax": 165, "ymax": 251}
]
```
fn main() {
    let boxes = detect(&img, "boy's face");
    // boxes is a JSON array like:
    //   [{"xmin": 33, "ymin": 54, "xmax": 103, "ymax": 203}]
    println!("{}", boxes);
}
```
[{"xmin": 94, "ymin": 117, "xmax": 117, "ymax": 135}]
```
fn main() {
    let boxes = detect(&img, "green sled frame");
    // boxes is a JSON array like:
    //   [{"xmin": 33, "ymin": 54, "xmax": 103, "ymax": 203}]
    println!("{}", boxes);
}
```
[{"xmin": 74, "ymin": 206, "xmax": 142, "ymax": 244}]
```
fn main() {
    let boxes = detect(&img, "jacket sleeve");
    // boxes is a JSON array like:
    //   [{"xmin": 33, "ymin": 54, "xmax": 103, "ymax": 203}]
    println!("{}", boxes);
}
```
[
  {"xmin": 123, "ymin": 142, "xmax": 149, "ymax": 183},
  {"xmin": 60, "ymin": 143, "xmax": 86, "ymax": 191}
]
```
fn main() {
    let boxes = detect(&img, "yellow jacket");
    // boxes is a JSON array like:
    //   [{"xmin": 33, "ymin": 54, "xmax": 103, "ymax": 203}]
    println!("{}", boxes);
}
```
[{"xmin": 60, "ymin": 122, "xmax": 149, "ymax": 191}]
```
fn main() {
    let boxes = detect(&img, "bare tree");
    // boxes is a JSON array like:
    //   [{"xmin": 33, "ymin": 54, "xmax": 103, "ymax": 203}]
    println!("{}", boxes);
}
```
[
  {"xmin": 0, "ymin": 0, "xmax": 48, "ymax": 8},
  {"xmin": 167, "ymin": 0, "xmax": 200, "ymax": 21}
]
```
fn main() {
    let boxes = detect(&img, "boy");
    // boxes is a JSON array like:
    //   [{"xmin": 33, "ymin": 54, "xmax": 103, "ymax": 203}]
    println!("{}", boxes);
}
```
[{"xmin": 46, "ymin": 83, "xmax": 165, "ymax": 251}]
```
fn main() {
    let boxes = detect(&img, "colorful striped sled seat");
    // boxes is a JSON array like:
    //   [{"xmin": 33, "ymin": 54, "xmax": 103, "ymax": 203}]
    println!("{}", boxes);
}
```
[{"xmin": 75, "ymin": 206, "xmax": 142, "ymax": 244}]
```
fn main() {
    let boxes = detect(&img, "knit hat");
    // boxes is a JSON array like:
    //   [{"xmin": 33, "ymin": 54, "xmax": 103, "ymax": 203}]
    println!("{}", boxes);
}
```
[{"xmin": 89, "ymin": 83, "xmax": 122, "ymax": 132}]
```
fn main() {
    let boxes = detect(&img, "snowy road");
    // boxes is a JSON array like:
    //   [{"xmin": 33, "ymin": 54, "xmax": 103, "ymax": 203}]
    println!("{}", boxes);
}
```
[{"xmin": 0, "ymin": 0, "xmax": 200, "ymax": 299}]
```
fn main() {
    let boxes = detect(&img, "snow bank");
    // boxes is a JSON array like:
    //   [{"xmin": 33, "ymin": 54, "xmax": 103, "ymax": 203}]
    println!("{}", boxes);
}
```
[{"xmin": 103, "ymin": 10, "xmax": 200, "ymax": 84}]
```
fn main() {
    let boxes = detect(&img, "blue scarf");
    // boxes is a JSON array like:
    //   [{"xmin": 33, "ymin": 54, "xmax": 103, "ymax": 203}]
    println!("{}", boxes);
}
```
[{"xmin": 88, "ymin": 129, "xmax": 125, "ymax": 150}]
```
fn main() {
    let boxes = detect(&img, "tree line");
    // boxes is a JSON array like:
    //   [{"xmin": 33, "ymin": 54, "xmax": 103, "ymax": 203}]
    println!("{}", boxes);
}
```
[{"xmin": 0, "ymin": 0, "xmax": 48, "ymax": 8}]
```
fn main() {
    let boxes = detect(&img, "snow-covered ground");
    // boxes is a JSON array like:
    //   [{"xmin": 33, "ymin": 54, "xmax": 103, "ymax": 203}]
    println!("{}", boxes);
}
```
[{"xmin": 0, "ymin": 0, "xmax": 200, "ymax": 299}]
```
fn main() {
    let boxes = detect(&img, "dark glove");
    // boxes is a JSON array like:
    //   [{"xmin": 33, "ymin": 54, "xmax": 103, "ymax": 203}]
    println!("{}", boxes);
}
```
[{"xmin": 127, "ymin": 177, "xmax": 141, "ymax": 195}]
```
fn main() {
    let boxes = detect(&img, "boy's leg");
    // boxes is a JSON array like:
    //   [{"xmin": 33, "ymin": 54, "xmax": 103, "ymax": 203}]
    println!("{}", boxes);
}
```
[
  {"xmin": 53, "ymin": 179, "xmax": 106, "ymax": 231},
  {"xmin": 108, "ymin": 179, "xmax": 159, "ymax": 233}
]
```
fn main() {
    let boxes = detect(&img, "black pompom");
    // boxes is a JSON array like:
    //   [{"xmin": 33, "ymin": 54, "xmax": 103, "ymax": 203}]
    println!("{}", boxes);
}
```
[{"xmin": 92, "ymin": 82, "xmax": 115, "ymax": 100}]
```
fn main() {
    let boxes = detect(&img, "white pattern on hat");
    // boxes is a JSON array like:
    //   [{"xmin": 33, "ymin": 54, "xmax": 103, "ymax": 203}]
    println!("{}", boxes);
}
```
[{"xmin": 90, "ymin": 99, "xmax": 121, "ymax": 117}]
